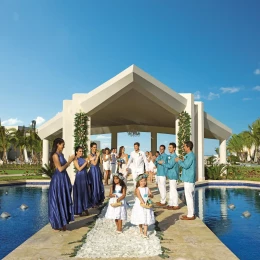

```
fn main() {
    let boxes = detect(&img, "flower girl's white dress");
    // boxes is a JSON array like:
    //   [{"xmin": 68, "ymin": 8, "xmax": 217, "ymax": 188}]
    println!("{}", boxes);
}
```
[
  {"xmin": 105, "ymin": 185, "xmax": 127, "ymax": 220},
  {"xmin": 131, "ymin": 187, "xmax": 155, "ymax": 225}
]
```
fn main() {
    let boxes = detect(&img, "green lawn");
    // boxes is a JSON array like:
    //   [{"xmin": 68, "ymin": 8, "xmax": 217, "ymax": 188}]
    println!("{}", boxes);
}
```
[
  {"xmin": 0, "ymin": 169, "xmax": 36, "ymax": 175},
  {"xmin": 0, "ymin": 175, "xmax": 50, "ymax": 181}
]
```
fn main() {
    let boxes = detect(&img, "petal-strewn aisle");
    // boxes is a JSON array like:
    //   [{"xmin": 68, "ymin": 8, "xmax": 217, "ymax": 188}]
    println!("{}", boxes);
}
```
[{"xmin": 76, "ymin": 181, "xmax": 162, "ymax": 258}]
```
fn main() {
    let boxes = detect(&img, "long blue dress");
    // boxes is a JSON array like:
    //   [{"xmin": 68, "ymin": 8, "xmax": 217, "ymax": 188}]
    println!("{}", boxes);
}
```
[
  {"xmin": 88, "ymin": 154, "xmax": 105, "ymax": 206},
  {"xmin": 48, "ymin": 153, "xmax": 74, "ymax": 229},
  {"xmin": 73, "ymin": 157, "xmax": 92, "ymax": 215}
]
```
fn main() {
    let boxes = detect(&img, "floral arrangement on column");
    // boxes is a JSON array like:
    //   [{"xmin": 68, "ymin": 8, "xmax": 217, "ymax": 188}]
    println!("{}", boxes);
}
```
[
  {"xmin": 74, "ymin": 112, "xmax": 89, "ymax": 157},
  {"xmin": 177, "ymin": 111, "xmax": 191, "ymax": 158}
]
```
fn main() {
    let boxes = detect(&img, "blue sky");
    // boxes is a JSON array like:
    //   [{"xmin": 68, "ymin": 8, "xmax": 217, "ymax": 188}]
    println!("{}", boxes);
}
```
[{"xmin": 0, "ymin": 0, "xmax": 259, "ymax": 155}]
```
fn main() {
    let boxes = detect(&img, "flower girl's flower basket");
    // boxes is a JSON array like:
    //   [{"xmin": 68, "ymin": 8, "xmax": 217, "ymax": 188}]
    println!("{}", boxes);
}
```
[
  {"xmin": 140, "ymin": 199, "xmax": 153, "ymax": 209},
  {"xmin": 110, "ymin": 197, "xmax": 122, "ymax": 207}
]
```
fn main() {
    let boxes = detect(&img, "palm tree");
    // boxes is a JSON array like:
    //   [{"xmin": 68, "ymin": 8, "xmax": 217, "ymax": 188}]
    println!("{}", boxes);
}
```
[
  {"xmin": 0, "ymin": 123, "xmax": 17, "ymax": 161},
  {"xmin": 241, "ymin": 131, "xmax": 254, "ymax": 161},
  {"xmin": 227, "ymin": 134, "xmax": 244, "ymax": 161},
  {"xmin": 244, "ymin": 118, "xmax": 260, "ymax": 162}
]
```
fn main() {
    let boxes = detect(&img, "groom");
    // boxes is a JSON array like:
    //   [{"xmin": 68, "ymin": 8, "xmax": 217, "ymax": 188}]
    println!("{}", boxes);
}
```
[{"xmin": 126, "ymin": 142, "xmax": 149, "ymax": 187}]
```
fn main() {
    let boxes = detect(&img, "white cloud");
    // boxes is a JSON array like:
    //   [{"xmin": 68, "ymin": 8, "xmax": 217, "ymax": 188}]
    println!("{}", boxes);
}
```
[
  {"xmin": 2, "ymin": 118, "xmax": 23, "ymax": 126},
  {"xmin": 254, "ymin": 69, "xmax": 260, "ymax": 75},
  {"xmin": 206, "ymin": 92, "xmax": 220, "ymax": 100},
  {"xmin": 194, "ymin": 91, "xmax": 201, "ymax": 100},
  {"xmin": 220, "ymin": 87, "xmax": 240, "ymax": 94},
  {"xmin": 242, "ymin": 98, "xmax": 252, "ymax": 101},
  {"xmin": 34, "ymin": 116, "xmax": 45, "ymax": 126},
  {"xmin": 253, "ymin": 86, "xmax": 260, "ymax": 91},
  {"xmin": 95, "ymin": 135, "xmax": 111, "ymax": 140}
]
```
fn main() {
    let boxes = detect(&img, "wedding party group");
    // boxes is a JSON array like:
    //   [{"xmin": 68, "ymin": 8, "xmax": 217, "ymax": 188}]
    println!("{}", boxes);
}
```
[{"xmin": 48, "ymin": 138, "xmax": 196, "ymax": 237}]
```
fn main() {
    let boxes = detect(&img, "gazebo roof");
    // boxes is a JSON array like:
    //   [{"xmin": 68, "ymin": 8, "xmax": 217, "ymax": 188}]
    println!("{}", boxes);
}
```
[{"xmin": 38, "ymin": 65, "xmax": 232, "ymax": 140}]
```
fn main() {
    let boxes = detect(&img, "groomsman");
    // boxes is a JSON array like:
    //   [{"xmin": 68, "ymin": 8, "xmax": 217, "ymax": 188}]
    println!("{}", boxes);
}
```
[
  {"xmin": 175, "ymin": 141, "xmax": 196, "ymax": 220},
  {"xmin": 155, "ymin": 145, "xmax": 168, "ymax": 206},
  {"xmin": 158, "ymin": 142, "xmax": 179, "ymax": 210}
]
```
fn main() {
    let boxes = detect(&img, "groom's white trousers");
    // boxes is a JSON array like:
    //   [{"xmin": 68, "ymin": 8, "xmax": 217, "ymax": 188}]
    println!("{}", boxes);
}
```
[
  {"xmin": 184, "ymin": 182, "xmax": 195, "ymax": 217},
  {"xmin": 157, "ymin": 176, "xmax": 166, "ymax": 204}
]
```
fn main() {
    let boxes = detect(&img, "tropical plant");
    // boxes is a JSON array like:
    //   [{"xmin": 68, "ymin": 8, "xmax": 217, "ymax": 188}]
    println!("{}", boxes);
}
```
[
  {"xmin": 41, "ymin": 163, "xmax": 53, "ymax": 178},
  {"xmin": 0, "ymin": 123, "xmax": 17, "ymax": 161},
  {"xmin": 177, "ymin": 111, "xmax": 191, "ymax": 159},
  {"xmin": 244, "ymin": 118, "xmax": 260, "ymax": 162},
  {"xmin": 205, "ymin": 164, "xmax": 227, "ymax": 180},
  {"xmin": 206, "ymin": 155, "xmax": 218, "ymax": 166},
  {"xmin": 227, "ymin": 134, "xmax": 244, "ymax": 160},
  {"xmin": 74, "ymin": 112, "xmax": 89, "ymax": 157},
  {"xmin": 241, "ymin": 131, "xmax": 254, "ymax": 161}
]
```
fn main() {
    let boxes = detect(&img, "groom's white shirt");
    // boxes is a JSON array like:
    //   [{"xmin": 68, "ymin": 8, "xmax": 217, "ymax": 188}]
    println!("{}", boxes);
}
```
[{"xmin": 126, "ymin": 150, "xmax": 149, "ymax": 175}]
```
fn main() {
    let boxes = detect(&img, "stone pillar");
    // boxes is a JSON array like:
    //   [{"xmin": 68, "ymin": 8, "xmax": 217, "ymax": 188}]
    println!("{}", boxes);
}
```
[
  {"xmin": 175, "ymin": 118, "xmax": 179, "ymax": 152},
  {"xmin": 62, "ymin": 100, "xmax": 75, "ymax": 184},
  {"xmin": 195, "ymin": 102, "xmax": 205, "ymax": 181},
  {"xmin": 111, "ymin": 131, "xmax": 118, "ymax": 150},
  {"xmin": 219, "ymin": 139, "xmax": 227, "ymax": 164},
  {"xmin": 151, "ymin": 131, "xmax": 157, "ymax": 153},
  {"xmin": 42, "ymin": 139, "xmax": 49, "ymax": 166},
  {"xmin": 87, "ymin": 116, "xmax": 91, "ymax": 153}
]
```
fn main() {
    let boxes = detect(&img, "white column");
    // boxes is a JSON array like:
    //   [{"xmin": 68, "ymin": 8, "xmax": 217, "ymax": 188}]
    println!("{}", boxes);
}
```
[
  {"xmin": 175, "ymin": 118, "xmax": 180, "ymax": 152},
  {"xmin": 195, "ymin": 102, "xmax": 205, "ymax": 181},
  {"xmin": 42, "ymin": 139, "xmax": 49, "ymax": 166},
  {"xmin": 151, "ymin": 131, "xmax": 157, "ymax": 153},
  {"xmin": 219, "ymin": 139, "xmax": 227, "ymax": 164},
  {"xmin": 111, "ymin": 131, "xmax": 118, "ymax": 150},
  {"xmin": 62, "ymin": 100, "xmax": 75, "ymax": 184},
  {"xmin": 87, "ymin": 116, "xmax": 91, "ymax": 153}
]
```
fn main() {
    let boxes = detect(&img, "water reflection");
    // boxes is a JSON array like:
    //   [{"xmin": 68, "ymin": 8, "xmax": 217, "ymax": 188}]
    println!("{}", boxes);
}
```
[
  {"xmin": 180, "ymin": 186, "xmax": 260, "ymax": 260},
  {"xmin": 0, "ymin": 186, "xmax": 49, "ymax": 259}
]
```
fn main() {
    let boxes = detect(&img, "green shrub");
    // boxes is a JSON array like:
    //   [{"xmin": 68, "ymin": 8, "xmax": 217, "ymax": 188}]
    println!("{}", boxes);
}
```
[
  {"xmin": 41, "ymin": 164, "xmax": 54, "ymax": 178},
  {"xmin": 205, "ymin": 164, "xmax": 227, "ymax": 180}
]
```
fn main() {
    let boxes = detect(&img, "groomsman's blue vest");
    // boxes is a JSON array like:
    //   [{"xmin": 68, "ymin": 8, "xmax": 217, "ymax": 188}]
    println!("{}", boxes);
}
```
[
  {"xmin": 155, "ymin": 153, "xmax": 168, "ymax": 177},
  {"xmin": 178, "ymin": 151, "xmax": 196, "ymax": 183},
  {"xmin": 163, "ymin": 153, "xmax": 179, "ymax": 180}
]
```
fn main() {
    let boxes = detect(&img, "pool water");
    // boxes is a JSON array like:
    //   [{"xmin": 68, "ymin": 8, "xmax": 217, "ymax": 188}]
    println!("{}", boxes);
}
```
[
  {"xmin": 192, "ymin": 187, "xmax": 260, "ymax": 260},
  {"xmin": 1, "ymin": 185, "xmax": 260, "ymax": 259},
  {"xmin": 0, "ymin": 186, "xmax": 49, "ymax": 259}
]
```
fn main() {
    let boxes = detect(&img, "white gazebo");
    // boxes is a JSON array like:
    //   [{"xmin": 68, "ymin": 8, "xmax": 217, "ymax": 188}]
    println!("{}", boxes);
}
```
[{"xmin": 38, "ymin": 65, "xmax": 232, "ymax": 183}]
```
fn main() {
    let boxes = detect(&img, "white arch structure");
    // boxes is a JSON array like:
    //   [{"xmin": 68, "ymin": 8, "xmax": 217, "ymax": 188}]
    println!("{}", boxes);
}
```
[{"xmin": 38, "ymin": 65, "xmax": 232, "ymax": 184}]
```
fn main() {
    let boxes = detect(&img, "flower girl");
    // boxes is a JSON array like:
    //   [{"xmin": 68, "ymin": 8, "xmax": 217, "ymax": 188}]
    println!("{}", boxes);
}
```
[
  {"xmin": 105, "ymin": 173, "xmax": 127, "ymax": 233},
  {"xmin": 131, "ymin": 174, "xmax": 155, "ymax": 238}
]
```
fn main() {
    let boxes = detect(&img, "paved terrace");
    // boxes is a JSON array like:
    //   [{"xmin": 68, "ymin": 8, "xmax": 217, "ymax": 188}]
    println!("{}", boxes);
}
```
[{"xmin": 3, "ymin": 180, "xmax": 238, "ymax": 260}]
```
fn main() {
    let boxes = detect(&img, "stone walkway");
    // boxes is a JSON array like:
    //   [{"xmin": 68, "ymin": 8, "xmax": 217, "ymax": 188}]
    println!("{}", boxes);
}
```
[{"xmin": 4, "ymin": 180, "xmax": 238, "ymax": 260}]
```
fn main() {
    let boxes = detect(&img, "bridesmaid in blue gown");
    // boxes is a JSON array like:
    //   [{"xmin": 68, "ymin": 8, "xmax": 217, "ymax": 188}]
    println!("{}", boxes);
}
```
[
  {"xmin": 88, "ymin": 142, "xmax": 105, "ymax": 207},
  {"xmin": 73, "ymin": 146, "xmax": 92, "ymax": 215},
  {"xmin": 48, "ymin": 138, "xmax": 75, "ymax": 231}
]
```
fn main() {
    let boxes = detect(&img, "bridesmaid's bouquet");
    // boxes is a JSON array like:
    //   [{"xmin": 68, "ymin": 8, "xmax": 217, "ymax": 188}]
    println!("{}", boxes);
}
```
[{"xmin": 117, "ymin": 158, "xmax": 125, "ymax": 168}]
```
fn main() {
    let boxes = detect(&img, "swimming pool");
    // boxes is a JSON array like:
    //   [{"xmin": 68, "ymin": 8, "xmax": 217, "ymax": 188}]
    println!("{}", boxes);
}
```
[
  {"xmin": 0, "ymin": 185, "xmax": 49, "ymax": 259},
  {"xmin": 192, "ymin": 187, "xmax": 260, "ymax": 260},
  {"xmin": 1, "ymin": 184, "xmax": 260, "ymax": 259}
]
